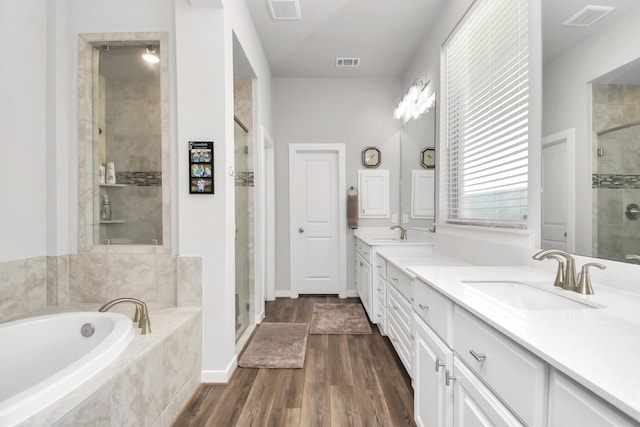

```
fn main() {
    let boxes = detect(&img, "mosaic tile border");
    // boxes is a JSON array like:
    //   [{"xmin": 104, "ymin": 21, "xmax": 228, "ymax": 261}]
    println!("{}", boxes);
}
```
[
  {"xmin": 592, "ymin": 174, "xmax": 640, "ymax": 189},
  {"xmin": 117, "ymin": 171, "xmax": 162, "ymax": 186}
]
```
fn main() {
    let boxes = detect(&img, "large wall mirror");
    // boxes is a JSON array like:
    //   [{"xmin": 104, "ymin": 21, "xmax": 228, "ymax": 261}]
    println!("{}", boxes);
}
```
[
  {"xmin": 543, "ymin": 0, "xmax": 640, "ymax": 263},
  {"xmin": 399, "ymin": 103, "xmax": 436, "ymax": 230},
  {"xmin": 78, "ymin": 33, "xmax": 170, "ymax": 253}
]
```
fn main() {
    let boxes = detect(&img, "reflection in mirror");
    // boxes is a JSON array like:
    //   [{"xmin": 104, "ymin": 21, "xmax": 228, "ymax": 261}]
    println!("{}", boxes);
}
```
[
  {"xmin": 399, "ymin": 106, "xmax": 436, "ymax": 229},
  {"xmin": 592, "ymin": 79, "xmax": 640, "ymax": 262},
  {"xmin": 78, "ymin": 33, "xmax": 170, "ymax": 252}
]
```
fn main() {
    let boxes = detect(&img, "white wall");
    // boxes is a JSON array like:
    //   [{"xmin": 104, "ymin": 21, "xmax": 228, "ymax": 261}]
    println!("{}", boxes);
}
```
[
  {"xmin": 543, "ymin": 7, "xmax": 640, "ymax": 256},
  {"xmin": 0, "ymin": 0, "xmax": 48, "ymax": 262},
  {"xmin": 272, "ymin": 78, "xmax": 401, "ymax": 295}
]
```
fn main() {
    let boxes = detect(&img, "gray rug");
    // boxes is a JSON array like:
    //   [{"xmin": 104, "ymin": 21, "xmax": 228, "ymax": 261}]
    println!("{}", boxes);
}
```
[
  {"xmin": 238, "ymin": 323, "xmax": 309, "ymax": 369},
  {"xmin": 310, "ymin": 303, "xmax": 372, "ymax": 335}
]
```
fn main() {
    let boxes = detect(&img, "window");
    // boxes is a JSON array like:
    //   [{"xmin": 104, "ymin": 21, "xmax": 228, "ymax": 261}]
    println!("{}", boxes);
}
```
[{"xmin": 442, "ymin": 0, "xmax": 529, "ymax": 228}]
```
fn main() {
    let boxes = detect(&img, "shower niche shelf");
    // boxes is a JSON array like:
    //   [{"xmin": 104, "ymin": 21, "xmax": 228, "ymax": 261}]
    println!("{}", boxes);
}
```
[
  {"xmin": 99, "ymin": 184, "xmax": 126, "ymax": 188},
  {"xmin": 100, "ymin": 220, "xmax": 125, "ymax": 224}
]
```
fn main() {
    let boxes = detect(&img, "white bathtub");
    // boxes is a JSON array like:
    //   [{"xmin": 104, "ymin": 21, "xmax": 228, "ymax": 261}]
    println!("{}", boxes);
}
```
[{"xmin": 0, "ymin": 312, "xmax": 133, "ymax": 426}]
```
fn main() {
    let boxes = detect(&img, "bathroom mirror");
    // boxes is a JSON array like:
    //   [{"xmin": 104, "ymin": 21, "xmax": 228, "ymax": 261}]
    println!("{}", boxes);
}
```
[
  {"xmin": 542, "ymin": 0, "xmax": 640, "ymax": 263},
  {"xmin": 399, "ymin": 106, "xmax": 437, "ymax": 229},
  {"xmin": 78, "ymin": 33, "xmax": 170, "ymax": 253}
]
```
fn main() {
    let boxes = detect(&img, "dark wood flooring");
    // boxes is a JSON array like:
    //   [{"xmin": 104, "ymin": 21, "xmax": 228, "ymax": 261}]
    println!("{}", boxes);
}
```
[{"xmin": 172, "ymin": 296, "xmax": 416, "ymax": 427}]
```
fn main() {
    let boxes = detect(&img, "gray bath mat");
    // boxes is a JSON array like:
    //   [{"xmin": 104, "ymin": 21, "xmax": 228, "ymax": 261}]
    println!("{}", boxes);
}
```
[
  {"xmin": 238, "ymin": 323, "xmax": 309, "ymax": 369},
  {"xmin": 310, "ymin": 303, "xmax": 372, "ymax": 335}
]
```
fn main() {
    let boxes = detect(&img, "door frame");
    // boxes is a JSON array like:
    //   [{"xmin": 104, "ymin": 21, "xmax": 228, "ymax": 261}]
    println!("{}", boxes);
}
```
[
  {"xmin": 542, "ymin": 128, "xmax": 576, "ymax": 253},
  {"xmin": 288, "ymin": 144, "xmax": 347, "ymax": 298}
]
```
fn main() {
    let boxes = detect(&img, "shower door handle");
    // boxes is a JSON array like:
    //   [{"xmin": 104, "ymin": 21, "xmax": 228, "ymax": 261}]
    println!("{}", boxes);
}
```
[{"xmin": 298, "ymin": 227, "xmax": 304, "ymax": 233}]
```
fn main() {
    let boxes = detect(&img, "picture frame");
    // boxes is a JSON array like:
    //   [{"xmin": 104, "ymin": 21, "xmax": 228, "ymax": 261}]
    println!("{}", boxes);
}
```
[
  {"xmin": 420, "ymin": 147, "xmax": 436, "ymax": 169},
  {"xmin": 189, "ymin": 141, "xmax": 214, "ymax": 194}
]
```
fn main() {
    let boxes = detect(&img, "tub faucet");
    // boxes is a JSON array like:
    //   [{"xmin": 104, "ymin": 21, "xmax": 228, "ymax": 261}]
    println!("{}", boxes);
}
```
[
  {"xmin": 390, "ymin": 225, "xmax": 408, "ymax": 241},
  {"xmin": 98, "ymin": 297, "xmax": 151, "ymax": 335},
  {"xmin": 532, "ymin": 249, "xmax": 577, "ymax": 291}
]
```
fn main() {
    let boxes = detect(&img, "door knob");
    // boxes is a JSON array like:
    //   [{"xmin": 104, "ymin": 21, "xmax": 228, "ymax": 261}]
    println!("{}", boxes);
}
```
[{"xmin": 298, "ymin": 227, "xmax": 304, "ymax": 233}]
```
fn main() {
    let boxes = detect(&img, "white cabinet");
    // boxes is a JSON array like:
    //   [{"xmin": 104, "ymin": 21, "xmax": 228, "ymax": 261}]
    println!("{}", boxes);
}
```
[
  {"xmin": 358, "ymin": 169, "xmax": 389, "ymax": 218},
  {"xmin": 386, "ymin": 265, "xmax": 414, "ymax": 377},
  {"xmin": 411, "ymin": 169, "xmax": 435, "ymax": 219},
  {"xmin": 548, "ymin": 370, "xmax": 638, "ymax": 427},
  {"xmin": 450, "ymin": 357, "xmax": 523, "ymax": 427},
  {"xmin": 414, "ymin": 314, "xmax": 453, "ymax": 427},
  {"xmin": 355, "ymin": 253, "xmax": 372, "ymax": 319},
  {"xmin": 374, "ymin": 254, "xmax": 387, "ymax": 334}
]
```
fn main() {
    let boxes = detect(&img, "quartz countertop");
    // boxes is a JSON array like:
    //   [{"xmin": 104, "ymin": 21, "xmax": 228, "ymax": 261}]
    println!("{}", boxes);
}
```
[{"xmin": 407, "ymin": 265, "xmax": 640, "ymax": 423}]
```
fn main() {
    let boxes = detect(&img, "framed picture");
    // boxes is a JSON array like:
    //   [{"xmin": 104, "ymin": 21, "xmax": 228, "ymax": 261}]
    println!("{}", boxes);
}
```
[{"xmin": 189, "ymin": 141, "xmax": 214, "ymax": 194}]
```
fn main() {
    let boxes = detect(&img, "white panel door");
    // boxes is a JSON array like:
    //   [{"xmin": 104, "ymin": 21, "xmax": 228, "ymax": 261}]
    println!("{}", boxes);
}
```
[
  {"xmin": 542, "ymin": 130, "xmax": 575, "ymax": 252},
  {"xmin": 290, "ymin": 146, "xmax": 342, "ymax": 295}
]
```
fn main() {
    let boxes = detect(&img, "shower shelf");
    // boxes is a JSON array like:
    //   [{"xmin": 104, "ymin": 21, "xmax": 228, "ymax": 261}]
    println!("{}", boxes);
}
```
[
  {"xmin": 100, "ymin": 220, "xmax": 125, "ymax": 224},
  {"xmin": 99, "ymin": 184, "xmax": 126, "ymax": 188}
]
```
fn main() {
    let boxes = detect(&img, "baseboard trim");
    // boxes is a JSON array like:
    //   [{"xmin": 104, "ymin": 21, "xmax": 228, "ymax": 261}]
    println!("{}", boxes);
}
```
[
  {"xmin": 275, "ymin": 290, "xmax": 291, "ymax": 298},
  {"xmin": 201, "ymin": 355, "xmax": 237, "ymax": 383}
]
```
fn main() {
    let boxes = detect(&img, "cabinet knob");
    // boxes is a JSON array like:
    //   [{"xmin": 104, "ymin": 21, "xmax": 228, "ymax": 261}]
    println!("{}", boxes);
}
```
[
  {"xmin": 435, "ymin": 357, "xmax": 446, "ymax": 372},
  {"xmin": 418, "ymin": 304, "xmax": 429, "ymax": 310},
  {"xmin": 392, "ymin": 277, "xmax": 399, "ymax": 282},
  {"xmin": 445, "ymin": 370, "xmax": 457, "ymax": 386},
  {"xmin": 377, "ymin": 287, "xmax": 382, "ymax": 291},
  {"xmin": 469, "ymin": 349, "xmax": 487, "ymax": 362},
  {"xmin": 298, "ymin": 227, "xmax": 304, "ymax": 233},
  {"xmin": 392, "ymin": 305, "xmax": 398, "ymax": 310}
]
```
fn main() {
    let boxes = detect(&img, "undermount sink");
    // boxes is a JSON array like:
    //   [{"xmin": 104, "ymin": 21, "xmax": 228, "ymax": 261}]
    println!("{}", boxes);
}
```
[
  {"xmin": 372, "ymin": 238, "xmax": 405, "ymax": 243},
  {"xmin": 462, "ymin": 280, "xmax": 602, "ymax": 310}
]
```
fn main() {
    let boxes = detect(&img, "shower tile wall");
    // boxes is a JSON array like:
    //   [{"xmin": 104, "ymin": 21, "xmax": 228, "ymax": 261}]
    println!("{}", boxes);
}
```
[
  {"xmin": 592, "ymin": 84, "xmax": 640, "ymax": 261},
  {"xmin": 0, "ymin": 257, "xmax": 46, "ymax": 322},
  {"xmin": 102, "ymin": 77, "xmax": 162, "ymax": 245}
]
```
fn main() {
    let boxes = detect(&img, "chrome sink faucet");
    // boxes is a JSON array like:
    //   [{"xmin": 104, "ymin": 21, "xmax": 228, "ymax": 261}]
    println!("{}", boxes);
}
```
[
  {"xmin": 99, "ymin": 297, "xmax": 152, "ymax": 334},
  {"xmin": 533, "ymin": 249, "xmax": 605, "ymax": 295},
  {"xmin": 390, "ymin": 225, "xmax": 408, "ymax": 241}
]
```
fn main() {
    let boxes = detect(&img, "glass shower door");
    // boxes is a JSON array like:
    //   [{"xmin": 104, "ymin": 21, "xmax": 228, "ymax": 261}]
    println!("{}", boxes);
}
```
[{"xmin": 234, "ymin": 119, "xmax": 251, "ymax": 341}]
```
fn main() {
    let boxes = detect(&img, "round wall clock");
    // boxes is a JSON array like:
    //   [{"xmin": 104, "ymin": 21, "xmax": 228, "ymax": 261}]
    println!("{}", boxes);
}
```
[
  {"xmin": 421, "ymin": 148, "xmax": 436, "ymax": 169},
  {"xmin": 362, "ymin": 147, "xmax": 381, "ymax": 168}
]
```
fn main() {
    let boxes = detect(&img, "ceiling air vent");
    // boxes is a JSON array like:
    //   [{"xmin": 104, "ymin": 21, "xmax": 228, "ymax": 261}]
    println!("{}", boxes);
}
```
[
  {"xmin": 268, "ymin": 0, "xmax": 301, "ymax": 20},
  {"xmin": 336, "ymin": 58, "xmax": 361, "ymax": 68},
  {"xmin": 563, "ymin": 5, "xmax": 614, "ymax": 27}
]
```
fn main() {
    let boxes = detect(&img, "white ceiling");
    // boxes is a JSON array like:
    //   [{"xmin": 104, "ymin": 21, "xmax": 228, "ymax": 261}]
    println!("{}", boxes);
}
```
[
  {"xmin": 243, "ymin": 0, "xmax": 640, "ymax": 81},
  {"xmin": 244, "ymin": 0, "xmax": 446, "ymax": 78}
]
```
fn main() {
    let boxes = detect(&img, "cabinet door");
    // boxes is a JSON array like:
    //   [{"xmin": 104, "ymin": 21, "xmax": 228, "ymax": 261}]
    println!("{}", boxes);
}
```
[
  {"xmin": 414, "ymin": 315, "xmax": 453, "ymax": 427},
  {"xmin": 451, "ymin": 357, "xmax": 522, "ymax": 427},
  {"xmin": 358, "ymin": 169, "xmax": 389, "ymax": 218},
  {"xmin": 548, "ymin": 370, "xmax": 637, "ymax": 427},
  {"xmin": 357, "ymin": 254, "xmax": 372, "ymax": 320}
]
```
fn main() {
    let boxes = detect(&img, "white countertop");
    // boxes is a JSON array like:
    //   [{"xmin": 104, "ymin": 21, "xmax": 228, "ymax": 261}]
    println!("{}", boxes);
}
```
[{"xmin": 407, "ymin": 265, "xmax": 640, "ymax": 423}]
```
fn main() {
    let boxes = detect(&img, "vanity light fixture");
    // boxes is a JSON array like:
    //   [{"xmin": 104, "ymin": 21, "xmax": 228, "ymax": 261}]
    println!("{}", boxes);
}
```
[
  {"xmin": 142, "ymin": 46, "xmax": 160, "ymax": 64},
  {"xmin": 393, "ymin": 78, "xmax": 436, "ymax": 122}
]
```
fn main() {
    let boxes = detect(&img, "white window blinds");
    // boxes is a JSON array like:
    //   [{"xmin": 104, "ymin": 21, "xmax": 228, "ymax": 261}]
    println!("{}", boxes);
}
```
[{"xmin": 442, "ymin": 0, "xmax": 529, "ymax": 228}]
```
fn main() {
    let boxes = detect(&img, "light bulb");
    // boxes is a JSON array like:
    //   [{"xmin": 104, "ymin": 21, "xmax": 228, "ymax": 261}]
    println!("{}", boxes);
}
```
[{"xmin": 143, "ymin": 46, "xmax": 159, "ymax": 64}]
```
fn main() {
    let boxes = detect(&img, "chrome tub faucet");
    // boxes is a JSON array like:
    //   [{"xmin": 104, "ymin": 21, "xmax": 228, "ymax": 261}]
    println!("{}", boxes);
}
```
[{"xmin": 99, "ymin": 297, "xmax": 152, "ymax": 334}]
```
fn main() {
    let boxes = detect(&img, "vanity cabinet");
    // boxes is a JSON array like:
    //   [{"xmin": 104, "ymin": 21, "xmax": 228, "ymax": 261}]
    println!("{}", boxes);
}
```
[
  {"xmin": 355, "ymin": 253, "xmax": 372, "ymax": 320},
  {"xmin": 548, "ymin": 370, "xmax": 637, "ymax": 427}
]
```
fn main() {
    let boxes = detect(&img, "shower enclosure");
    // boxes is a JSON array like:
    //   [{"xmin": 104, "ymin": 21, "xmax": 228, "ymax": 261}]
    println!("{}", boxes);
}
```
[
  {"xmin": 234, "ymin": 116, "xmax": 253, "ymax": 340},
  {"xmin": 593, "ymin": 84, "xmax": 640, "ymax": 262}
]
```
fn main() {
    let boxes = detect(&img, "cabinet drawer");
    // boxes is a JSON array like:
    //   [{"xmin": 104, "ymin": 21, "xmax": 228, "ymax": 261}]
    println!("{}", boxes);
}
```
[
  {"xmin": 355, "ymin": 239, "xmax": 372, "ymax": 261},
  {"xmin": 375, "ymin": 254, "xmax": 387, "ymax": 279},
  {"xmin": 387, "ymin": 263, "xmax": 412, "ymax": 301},
  {"xmin": 388, "ymin": 284, "xmax": 412, "ymax": 333},
  {"xmin": 454, "ymin": 307, "xmax": 548, "ymax": 427},
  {"xmin": 413, "ymin": 280, "xmax": 454, "ymax": 346},
  {"xmin": 375, "ymin": 275, "xmax": 386, "ymax": 308},
  {"xmin": 387, "ymin": 310, "xmax": 412, "ymax": 375}
]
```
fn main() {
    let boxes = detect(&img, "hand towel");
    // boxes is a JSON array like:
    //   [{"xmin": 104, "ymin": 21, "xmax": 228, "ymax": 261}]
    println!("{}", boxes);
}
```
[{"xmin": 347, "ymin": 193, "xmax": 358, "ymax": 229}]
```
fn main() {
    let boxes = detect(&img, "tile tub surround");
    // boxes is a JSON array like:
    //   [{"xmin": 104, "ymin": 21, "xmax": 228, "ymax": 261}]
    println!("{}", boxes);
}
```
[
  {"xmin": 0, "ymin": 257, "xmax": 47, "ymax": 323},
  {"xmin": 14, "ymin": 305, "xmax": 202, "ymax": 427}
]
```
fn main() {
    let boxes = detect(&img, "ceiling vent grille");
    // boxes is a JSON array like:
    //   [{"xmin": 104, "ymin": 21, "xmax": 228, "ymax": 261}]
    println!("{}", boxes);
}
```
[
  {"xmin": 336, "ymin": 58, "xmax": 361, "ymax": 67},
  {"xmin": 563, "ymin": 5, "xmax": 614, "ymax": 27},
  {"xmin": 268, "ymin": 0, "xmax": 301, "ymax": 20}
]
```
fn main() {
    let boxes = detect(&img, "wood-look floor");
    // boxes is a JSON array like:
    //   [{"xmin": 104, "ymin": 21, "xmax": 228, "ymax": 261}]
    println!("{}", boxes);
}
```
[{"xmin": 172, "ymin": 296, "xmax": 415, "ymax": 427}]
